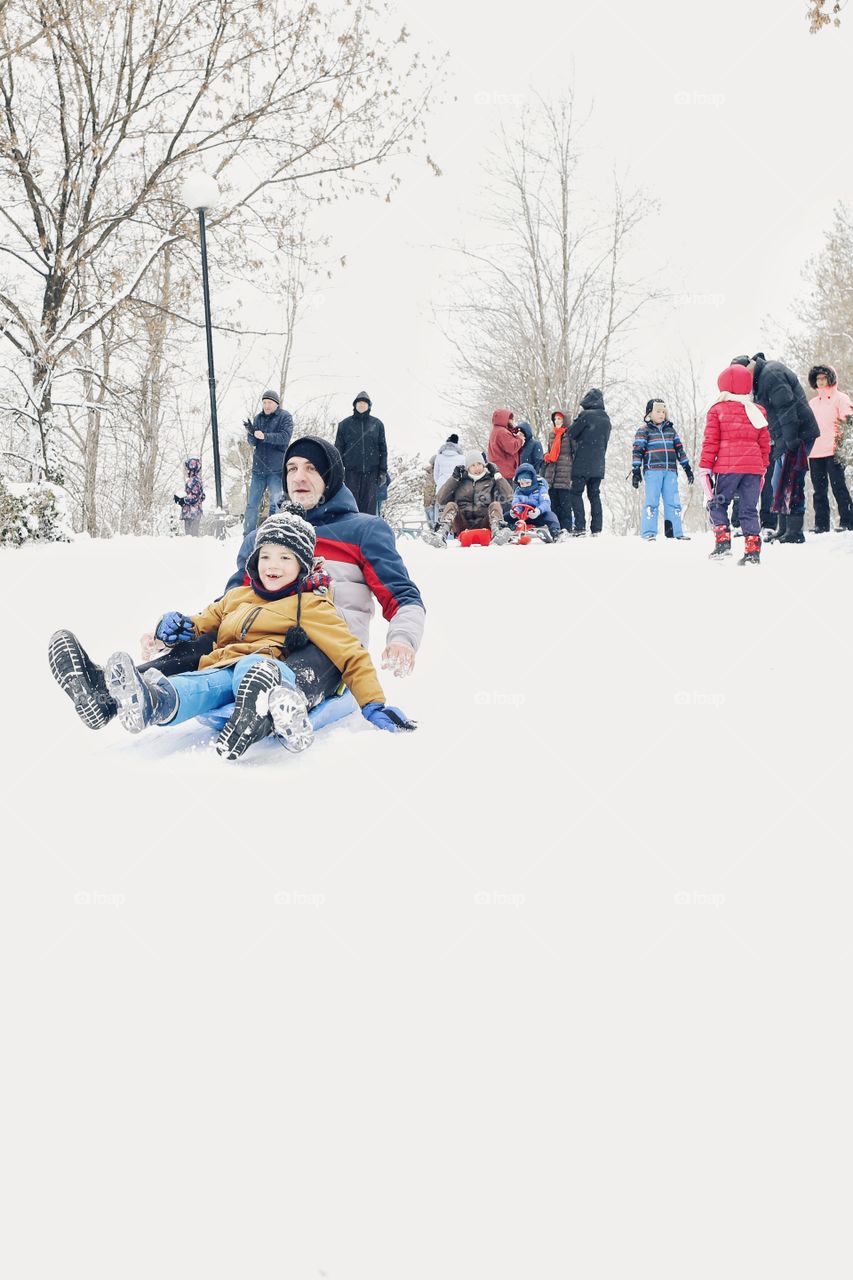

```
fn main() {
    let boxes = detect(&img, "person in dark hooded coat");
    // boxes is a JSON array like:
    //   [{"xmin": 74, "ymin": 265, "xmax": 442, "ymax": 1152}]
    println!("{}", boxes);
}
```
[
  {"xmin": 517, "ymin": 422, "xmax": 544, "ymax": 474},
  {"xmin": 731, "ymin": 353, "xmax": 819, "ymax": 543},
  {"xmin": 334, "ymin": 391, "xmax": 388, "ymax": 514},
  {"xmin": 568, "ymin": 388, "xmax": 612, "ymax": 535}
]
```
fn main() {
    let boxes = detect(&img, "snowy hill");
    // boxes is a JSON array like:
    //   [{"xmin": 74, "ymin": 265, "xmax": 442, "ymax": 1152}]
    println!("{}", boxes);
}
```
[{"xmin": 2, "ymin": 530, "xmax": 852, "ymax": 1279}]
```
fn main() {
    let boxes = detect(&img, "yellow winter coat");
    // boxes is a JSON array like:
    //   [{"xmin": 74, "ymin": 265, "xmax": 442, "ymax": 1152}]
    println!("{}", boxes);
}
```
[{"xmin": 190, "ymin": 586, "xmax": 385, "ymax": 708}]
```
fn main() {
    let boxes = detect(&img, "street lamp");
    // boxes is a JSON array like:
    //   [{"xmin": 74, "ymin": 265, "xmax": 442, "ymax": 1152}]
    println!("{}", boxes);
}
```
[{"xmin": 182, "ymin": 169, "xmax": 225, "ymax": 538}]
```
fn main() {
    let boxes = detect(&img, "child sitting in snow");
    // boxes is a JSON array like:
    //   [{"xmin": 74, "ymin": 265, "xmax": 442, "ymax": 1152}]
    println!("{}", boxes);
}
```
[
  {"xmin": 631, "ymin": 400, "xmax": 694, "ymax": 540},
  {"xmin": 48, "ymin": 505, "xmax": 416, "ymax": 760},
  {"xmin": 509, "ymin": 463, "xmax": 562, "ymax": 541},
  {"xmin": 699, "ymin": 364, "xmax": 770, "ymax": 565}
]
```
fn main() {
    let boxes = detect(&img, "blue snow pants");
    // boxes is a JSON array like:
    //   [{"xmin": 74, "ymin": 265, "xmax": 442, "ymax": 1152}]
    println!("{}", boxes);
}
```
[
  {"xmin": 641, "ymin": 469, "xmax": 683, "ymax": 538},
  {"xmin": 167, "ymin": 655, "xmax": 295, "ymax": 726}
]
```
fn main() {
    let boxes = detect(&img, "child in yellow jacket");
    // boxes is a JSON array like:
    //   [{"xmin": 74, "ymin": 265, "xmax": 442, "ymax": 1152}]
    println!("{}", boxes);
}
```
[{"xmin": 49, "ymin": 507, "xmax": 416, "ymax": 760}]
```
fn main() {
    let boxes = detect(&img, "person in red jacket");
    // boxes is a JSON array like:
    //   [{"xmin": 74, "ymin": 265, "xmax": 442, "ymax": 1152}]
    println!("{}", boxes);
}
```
[
  {"xmin": 700, "ymin": 363, "xmax": 771, "ymax": 565},
  {"xmin": 487, "ymin": 409, "xmax": 523, "ymax": 481}
]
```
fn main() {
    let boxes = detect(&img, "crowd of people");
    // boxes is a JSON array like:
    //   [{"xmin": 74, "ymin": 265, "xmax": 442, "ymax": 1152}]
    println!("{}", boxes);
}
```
[
  {"xmin": 47, "ymin": 354, "xmax": 852, "ymax": 759},
  {"xmin": 420, "ymin": 353, "xmax": 853, "ymax": 561}
]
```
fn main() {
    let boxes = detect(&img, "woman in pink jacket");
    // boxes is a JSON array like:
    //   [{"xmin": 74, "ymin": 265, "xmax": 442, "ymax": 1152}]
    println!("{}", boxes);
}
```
[
  {"xmin": 806, "ymin": 365, "xmax": 853, "ymax": 531},
  {"xmin": 487, "ymin": 409, "xmax": 523, "ymax": 481}
]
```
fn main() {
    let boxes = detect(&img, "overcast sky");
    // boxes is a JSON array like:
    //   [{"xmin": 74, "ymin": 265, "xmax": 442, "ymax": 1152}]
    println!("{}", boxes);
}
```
[{"xmin": 213, "ymin": 0, "xmax": 851, "ymax": 456}]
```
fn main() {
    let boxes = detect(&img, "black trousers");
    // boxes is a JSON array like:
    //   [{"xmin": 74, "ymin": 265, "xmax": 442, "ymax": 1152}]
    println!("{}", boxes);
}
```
[
  {"xmin": 140, "ymin": 636, "xmax": 341, "ymax": 708},
  {"xmin": 809, "ymin": 455, "xmax": 853, "ymax": 530},
  {"xmin": 570, "ymin": 475, "xmax": 602, "ymax": 533},
  {"xmin": 759, "ymin": 461, "xmax": 777, "ymax": 529},
  {"xmin": 551, "ymin": 488, "xmax": 574, "ymax": 531},
  {"xmin": 345, "ymin": 469, "xmax": 380, "ymax": 515}
]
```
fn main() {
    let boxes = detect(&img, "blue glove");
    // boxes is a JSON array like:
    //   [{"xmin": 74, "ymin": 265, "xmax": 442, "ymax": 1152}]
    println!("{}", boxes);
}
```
[
  {"xmin": 361, "ymin": 702, "xmax": 417, "ymax": 733},
  {"xmin": 155, "ymin": 611, "xmax": 195, "ymax": 647}
]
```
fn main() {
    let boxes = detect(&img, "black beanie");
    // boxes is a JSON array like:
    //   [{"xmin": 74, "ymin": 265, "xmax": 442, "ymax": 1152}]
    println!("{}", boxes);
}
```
[
  {"xmin": 447, "ymin": 433, "xmax": 459, "ymax": 444},
  {"xmin": 283, "ymin": 435, "xmax": 345, "ymax": 502},
  {"xmin": 730, "ymin": 355, "xmax": 751, "ymax": 367},
  {"xmin": 261, "ymin": 388, "xmax": 280, "ymax": 405}
]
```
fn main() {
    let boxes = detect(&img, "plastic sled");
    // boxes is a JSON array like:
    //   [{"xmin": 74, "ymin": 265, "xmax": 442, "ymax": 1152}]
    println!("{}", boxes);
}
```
[
  {"xmin": 458, "ymin": 527, "xmax": 492, "ymax": 547},
  {"xmin": 508, "ymin": 503, "xmax": 552, "ymax": 545},
  {"xmin": 198, "ymin": 688, "xmax": 358, "ymax": 734}
]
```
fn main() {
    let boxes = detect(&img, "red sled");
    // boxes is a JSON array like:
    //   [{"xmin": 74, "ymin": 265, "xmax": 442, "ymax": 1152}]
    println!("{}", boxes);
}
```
[{"xmin": 458, "ymin": 527, "xmax": 492, "ymax": 547}]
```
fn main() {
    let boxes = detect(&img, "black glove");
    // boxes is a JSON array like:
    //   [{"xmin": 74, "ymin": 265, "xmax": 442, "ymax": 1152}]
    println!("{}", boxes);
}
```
[
  {"xmin": 243, "ymin": 417, "xmax": 254, "ymax": 432},
  {"xmin": 378, "ymin": 471, "xmax": 388, "ymax": 486},
  {"xmin": 684, "ymin": 465, "xmax": 694, "ymax": 485},
  {"xmin": 453, "ymin": 465, "xmax": 466, "ymax": 479},
  {"xmin": 631, "ymin": 471, "xmax": 641, "ymax": 489},
  {"xmin": 173, "ymin": 494, "xmax": 186, "ymax": 505}
]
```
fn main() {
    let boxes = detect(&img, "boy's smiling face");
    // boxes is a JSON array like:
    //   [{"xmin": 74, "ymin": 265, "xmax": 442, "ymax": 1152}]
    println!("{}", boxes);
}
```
[{"xmin": 257, "ymin": 544, "xmax": 301, "ymax": 591}]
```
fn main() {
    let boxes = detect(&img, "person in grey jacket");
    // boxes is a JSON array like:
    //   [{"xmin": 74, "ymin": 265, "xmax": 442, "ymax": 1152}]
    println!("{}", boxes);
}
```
[{"xmin": 243, "ymin": 389, "xmax": 294, "ymax": 533}]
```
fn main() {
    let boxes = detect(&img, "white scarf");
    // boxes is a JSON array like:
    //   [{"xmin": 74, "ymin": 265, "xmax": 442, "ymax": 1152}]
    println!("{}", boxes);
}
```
[{"xmin": 716, "ymin": 391, "xmax": 767, "ymax": 430}]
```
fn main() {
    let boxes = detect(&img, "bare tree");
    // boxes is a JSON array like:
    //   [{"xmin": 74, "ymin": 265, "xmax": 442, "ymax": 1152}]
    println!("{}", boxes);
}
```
[
  {"xmin": 807, "ymin": 1, "xmax": 846, "ymax": 32},
  {"xmin": 0, "ymin": 0, "xmax": 439, "ymax": 486},
  {"xmin": 439, "ymin": 95, "xmax": 660, "ymax": 441}
]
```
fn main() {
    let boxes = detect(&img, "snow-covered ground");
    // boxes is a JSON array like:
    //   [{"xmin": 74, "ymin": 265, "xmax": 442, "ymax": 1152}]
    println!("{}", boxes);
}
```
[{"xmin": 2, "ymin": 529, "xmax": 852, "ymax": 1278}]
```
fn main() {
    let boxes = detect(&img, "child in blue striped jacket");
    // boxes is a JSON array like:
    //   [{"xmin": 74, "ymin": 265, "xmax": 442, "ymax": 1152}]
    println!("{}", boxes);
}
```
[{"xmin": 631, "ymin": 399, "xmax": 694, "ymax": 540}]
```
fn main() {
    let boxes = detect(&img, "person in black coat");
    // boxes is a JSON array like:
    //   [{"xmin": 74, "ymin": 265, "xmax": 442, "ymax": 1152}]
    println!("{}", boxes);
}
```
[
  {"xmin": 568, "ymin": 388, "xmax": 612, "ymax": 535},
  {"xmin": 334, "ymin": 391, "xmax": 388, "ymax": 514},
  {"xmin": 731, "ymin": 353, "xmax": 819, "ymax": 543},
  {"xmin": 243, "ymin": 389, "xmax": 294, "ymax": 534},
  {"xmin": 518, "ymin": 422, "xmax": 544, "ymax": 474}
]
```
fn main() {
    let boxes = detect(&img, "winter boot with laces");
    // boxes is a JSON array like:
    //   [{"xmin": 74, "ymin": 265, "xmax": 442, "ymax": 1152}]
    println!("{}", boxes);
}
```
[
  {"xmin": 104, "ymin": 652, "xmax": 178, "ymax": 733},
  {"xmin": 764, "ymin": 514, "xmax": 787, "ymax": 543},
  {"xmin": 48, "ymin": 629, "xmax": 117, "ymax": 730},
  {"xmin": 738, "ymin": 533, "xmax": 761, "ymax": 566},
  {"xmin": 490, "ymin": 520, "xmax": 513, "ymax": 546},
  {"xmin": 268, "ymin": 683, "xmax": 315, "ymax": 754},
  {"xmin": 215, "ymin": 659, "xmax": 280, "ymax": 760},
  {"xmin": 422, "ymin": 515, "xmax": 453, "ymax": 549},
  {"xmin": 708, "ymin": 524, "xmax": 732, "ymax": 560}
]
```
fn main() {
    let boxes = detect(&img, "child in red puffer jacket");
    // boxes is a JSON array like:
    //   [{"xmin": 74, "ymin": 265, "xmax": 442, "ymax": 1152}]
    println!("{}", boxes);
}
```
[{"xmin": 700, "ymin": 364, "xmax": 771, "ymax": 565}]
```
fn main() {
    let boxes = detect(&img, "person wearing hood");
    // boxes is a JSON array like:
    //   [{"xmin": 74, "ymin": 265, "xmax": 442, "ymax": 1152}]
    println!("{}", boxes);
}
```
[
  {"xmin": 487, "ymin": 409, "xmax": 523, "ymax": 481},
  {"xmin": 700, "ymin": 364, "xmax": 771, "ymax": 565},
  {"xmin": 731, "ymin": 353, "xmax": 819, "ymax": 544},
  {"xmin": 517, "ymin": 422, "xmax": 544, "ymax": 474},
  {"xmin": 174, "ymin": 457, "xmax": 205, "ymax": 535},
  {"xmin": 424, "ymin": 434, "xmax": 465, "ymax": 525},
  {"xmin": 509, "ymin": 463, "xmax": 561, "ymax": 540},
  {"xmin": 543, "ymin": 410, "xmax": 574, "ymax": 532},
  {"xmin": 334, "ymin": 391, "xmax": 388, "ymax": 514},
  {"xmin": 568, "ymin": 388, "xmax": 612, "ymax": 535},
  {"xmin": 806, "ymin": 364, "xmax": 853, "ymax": 532},
  {"xmin": 242, "ymin": 389, "xmax": 294, "ymax": 535},
  {"xmin": 424, "ymin": 451, "xmax": 513, "ymax": 547},
  {"xmin": 52, "ymin": 438, "xmax": 426, "ymax": 733}
]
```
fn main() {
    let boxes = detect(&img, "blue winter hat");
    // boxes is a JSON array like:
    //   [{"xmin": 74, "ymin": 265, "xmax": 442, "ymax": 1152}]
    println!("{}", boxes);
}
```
[{"xmin": 514, "ymin": 463, "xmax": 539, "ymax": 485}]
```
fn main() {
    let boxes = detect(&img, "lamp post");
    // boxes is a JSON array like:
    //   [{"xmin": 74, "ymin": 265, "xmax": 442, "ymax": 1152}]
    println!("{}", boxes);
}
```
[{"xmin": 182, "ymin": 170, "xmax": 225, "ymax": 538}]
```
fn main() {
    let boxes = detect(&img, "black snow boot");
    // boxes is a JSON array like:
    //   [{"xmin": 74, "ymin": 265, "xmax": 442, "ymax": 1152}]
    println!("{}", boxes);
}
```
[
  {"xmin": 778, "ymin": 514, "xmax": 805, "ymax": 544},
  {"xmin": 216, "ymin": 659, "xmax": 280, "ymax": 760},
  {"xmin": 764, "ymin": 513, "xmax": 788, "ymax": 543},
  {"xmin": 737, "ymin": 533, "xmax": 761, "ymax": 566},
  {"xmin": 105, "ymin": 652, "xmax": 178, "ymax": 734},
  {"xmin": 48, "ymin": 629, "xmax": 116, "ymax": 730},
  {"xmin": 708, "ymin": 525, "xmax": 732, "ymax": 560}
]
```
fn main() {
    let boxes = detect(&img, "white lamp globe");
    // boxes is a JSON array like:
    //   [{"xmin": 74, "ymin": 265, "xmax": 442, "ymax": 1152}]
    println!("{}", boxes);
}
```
[{"xmin": 181, "ymin": 170, "xmax": 219, "ymax": 211}]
